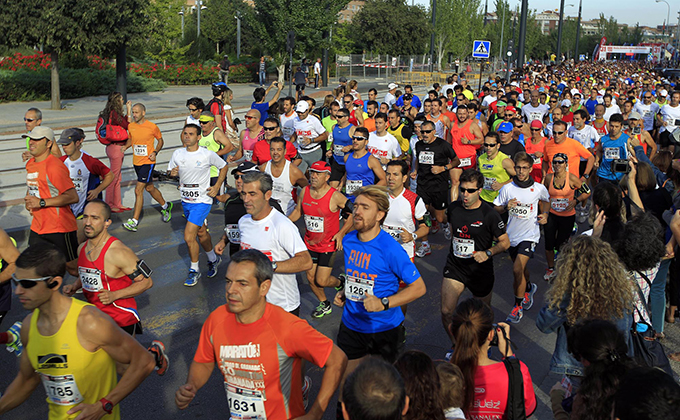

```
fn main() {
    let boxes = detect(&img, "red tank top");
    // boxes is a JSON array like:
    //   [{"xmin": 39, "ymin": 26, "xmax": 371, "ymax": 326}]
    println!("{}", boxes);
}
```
[
  {"xmin": 450, "ymin": 119, "xmax": 477, "ymax": 161},
  {"xmin": 593, "ymin": 119, "xmax": 608, "ymax": 139},
  {"xmin": 78, "ymin": 237, "xmax": 140, "ymax": 327},
  {"xmin": 302, "ymin": 186, "xmax": 340, "ymax": 253}
]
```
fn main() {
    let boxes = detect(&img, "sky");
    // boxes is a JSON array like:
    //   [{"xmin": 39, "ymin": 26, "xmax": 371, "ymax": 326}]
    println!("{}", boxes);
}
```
[{"xmin": 414, "ymin": 0, "xmax": 678, "ymax": 28}]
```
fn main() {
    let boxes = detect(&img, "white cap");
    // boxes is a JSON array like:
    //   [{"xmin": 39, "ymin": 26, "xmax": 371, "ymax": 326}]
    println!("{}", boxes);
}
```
[
  {"xmin": 388, "ymin": 83, "xmax": 398, "ymax": 90},
  {"xmin": 511, "ymin": 81, "xmax": 519, "ymax": 87},
  {"xmin": 660, "ymin": 89, "xmax": 668, "ymax": 96},
  {"xmin": 295, "ymin": 101, "xmax": 310, "ymax": 113},
  {"xmin": 561, "ymin": 99, "xmax": 572, "ymax": 107}
]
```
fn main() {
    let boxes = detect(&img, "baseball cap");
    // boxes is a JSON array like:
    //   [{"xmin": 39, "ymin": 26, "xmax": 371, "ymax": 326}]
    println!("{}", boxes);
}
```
[
  {"xmin": 388, "ymin": 83, "xmax": 398, "ymax": 90},
  {"xmin": 353, "ymin": 99, "xmax": 364, "ymax": 106},
  {"xmin": 660, "ymin": 89, "xmax": 668, "ymax": 96},
  {"xmin": 310, "ymin": 161, "xmax": 331, "ymax": 173},
  {"xmin": 505, "ymin": 106, "xmax": 517, "ymax": 114},
  {"xmin": 339, "ymin": 76, "xmax": 348, "ymax": 83},
  {"xmin": 628, "ymin": 111, "xmax": 642, "ymax": 120},
  {"xmin": 198, "ymin": 111, "xmax": 215, "ymax": 122},
  {"xmin": 561, "ymin": 99, "xmax": 572, "ymax": 107},
  {"xmin": 498, "ymin": 122, "xmax": 513, "ymax": 133},
  {"xmin": 57, "ymin": 128, "xmax": 85, "ymax": 145},
  {"xmin": 530, "ymin": 120, "xmax": 543, "ymax": 129},
  {"xmin": 496, "ymin": 101, "xmax": 507, "ymax": 107},
  {"xmin": 231, "ymin": 161, "xmax": 259, "ymax": 175},
  {"xmin": 22, "ymin": 126, "xmax": 55, "ymax": 142},
  {"xmin": 295, "ymin": 101, "xmax": 310, "ymax": 113}
]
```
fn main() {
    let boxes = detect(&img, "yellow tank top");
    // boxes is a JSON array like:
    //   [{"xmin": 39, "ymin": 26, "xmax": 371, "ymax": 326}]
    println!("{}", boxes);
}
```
[
  {"xmin": 387, "ymin": 124, "xmax": 410, "ymax": 153},
  {"xmin": 199, "ymin": 127, "xmax": 222, "ymax": 178},
  {"xmin": 28, "ymin": 299, "xmax": 120, "ymax": 420},
  {"xmin": 478, "ymin": 151, "xmax": 511, "ymax": 203}
]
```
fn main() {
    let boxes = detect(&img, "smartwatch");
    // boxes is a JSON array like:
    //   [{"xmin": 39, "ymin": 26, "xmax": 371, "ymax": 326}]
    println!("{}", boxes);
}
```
[
  {"xmin": 485, "ymin": 249, "xmax": 493, "ymax": 258},
  {"xmin": 39, "ymin": 199, "xmax": 46, "ymax": 208},
  {"xmin": 381, "ymin": 297, "xmax": 390, "ymax": 311},
  {"xmin": 100, "ymin": 398, "xmax": 114, "ymax": 415}
]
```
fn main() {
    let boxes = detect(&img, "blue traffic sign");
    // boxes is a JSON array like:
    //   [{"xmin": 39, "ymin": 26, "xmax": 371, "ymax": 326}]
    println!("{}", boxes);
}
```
[{"xmin": 472, "ymin": 40, "xmax": 491, "ymax": 59}]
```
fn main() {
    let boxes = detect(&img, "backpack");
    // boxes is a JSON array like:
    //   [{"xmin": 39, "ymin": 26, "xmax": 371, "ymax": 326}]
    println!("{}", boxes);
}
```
[
  {"xmin": 503, "ymin": 357, "xmax": 527, "ymax": 420},
  {"xmin": 95, "ymin": 115, "xmax": 110, "ymax": 145}
]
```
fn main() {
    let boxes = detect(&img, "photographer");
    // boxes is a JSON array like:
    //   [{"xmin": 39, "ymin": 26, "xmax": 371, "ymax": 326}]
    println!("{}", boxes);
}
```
[{"xmin": 448, "ymin": 298, "xmax": 536, "ymax": 419}]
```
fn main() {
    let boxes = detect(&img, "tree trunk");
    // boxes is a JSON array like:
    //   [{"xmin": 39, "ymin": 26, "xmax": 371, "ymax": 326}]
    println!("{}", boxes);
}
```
[
  {"xmin": 116, "ymin": 45, "xmax": 127, "ymax": 101},
  {"xmin": 50, "ymin": 51, "xmax": 60, "ymax": 110},
  {"xmin": 276, "ymin": 64, "xmax": 285, "ymax": 84}
]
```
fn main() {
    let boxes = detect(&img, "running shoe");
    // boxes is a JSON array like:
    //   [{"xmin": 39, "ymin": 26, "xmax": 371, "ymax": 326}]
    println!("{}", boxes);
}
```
[
  {"xmin": 430, "ymin": 219, "xmax": 440, "ymax": 234},
  {"xmin": 522, "ymin": 282, "xmax": 538, "ymax": 310},
  {"xmin": 311, "ymin": 301, "xmax": 332, "ymax": 318},
  {"xmin": 415, "ymin": 242, "xmax": 431, "ymax": 258},
  {"xmin": 443, "ymin": 223, "xmax": 452, "ymax": 241},
  {"xmin": 544, "ymin": 268, "xmax": 556, "ymax": 282},
  {"xmin": 184, "ymin": 269, "xmax": 200, "ymax": 287},
  {"xmin": 148, "ymin": 340, "xmax": 169, "ymax": 376},
  {"xmin": 161, "ymin": 202, "xmax": 173, "ymax": 223},
  {"xmin": 206, "ymin": 256, "xmax": 221, "ymax": 278},
  {"xmin": 122, "ymin": 219, "xmax": 138, "ymax": 232},
  {"xmin": 506, "ymin": 305, "xmax": 523, "ymax": 324},
  {"xmin": 335, "ymin": 274, "xmax": 346, "ymax": 292},
  {"xmin": 6, "ymin": 321, "xmax": 23, "ymax": 357},
  {"xmin": 302, "ymin": 376, "xmax": 312, "ymax": 410}
]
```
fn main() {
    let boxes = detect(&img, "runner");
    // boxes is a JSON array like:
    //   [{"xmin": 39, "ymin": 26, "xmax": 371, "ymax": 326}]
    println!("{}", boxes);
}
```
[
  {"xmin": 567, "ymin": 109, "xmax": 599, "ymax": 177},
  {"xmin": 197, "ymin": 111, "xmax": 234, "ymax": 187},
  {"xmin": 658, "ymin": 90, "xmax": 680, "ymax": 151},
  {"xmin": 478, "ymin": 132, "xmax": 515, "ymax": 205},
  {"xmin": 0, "ymin": 228, "xmax": 19, "ymax": 334},
  {"xmin": 633, "ymin": 90, "xmax": 660, "ymax": 135},
  {"xmin": 333, "ymin": 186, "xmax": 426, "ymax": 415},
  {"xmin": 252, "ymin": 82, "xmax": 284, "ymax": 125},
  {"xmin": 0, "ymin": 243, "xmax": 155, "ymax": 419},
  {"xmin": 367, "ymin": 113, "xmax": 402, "ymax": 167},
  {"xmin": 175, "ymin": 249, "xmax": 347, "ymax": 419},
  {"xmin": 386, "ymin": 109, "xmax": 413, "ymax": 155},
  {"xmin": 493, "ymin": 152, "xmax": 550, "ymax": 324},
  {"xmin": 497, "ymin": 122, "xmax": 526, "ymax": 160},
  {"xmin": 602, "ymin": 94, "xmax": 621, "ymax": 122},
  {"xmin": 441, "ymin": 169, "xmax": 509, "ymax": 341},
  {"xmin": 449, "ymin": 104, "xmax": 484, "ymax": 201},
  {"xmin": 592, "ymin": 104, "xmax": 609, "ymax": 140},
  {"xmin": 524, "ymin": 120, "xmax": 547, "ymax": 182},
  {"xmin": 21, "ymin": 108, "xmax": 61, "ymax": 162},
  {"xmin": 521, "ymin": 90, "xmax": 550, "ymax": 123},
  {"xmin": 23, "ymin": 126, "xmax": 79, "ymax": 276},
  {"xmin": 289, "ymin": 161, "xmax": 354, "ymax": 318},
  {"xmin": 328, "ymin": 108, "xmax": 356, "ymax": 189},
  {"xmin": 262, "ymin": 137, "xmax": 308, "ymax": 216},
  {"xmin": 292, "ymin": 101, "xmax": 328, "ymax": 172},
  {"xmin": 252, "ymin": 117, "xmax": 300, "ymax": 166},
  {"xmin": 206, "ymin": 82, "xmax": 228, "ymax": 132},
  {"xmin": 236, "ymin": 109, "xmax": 264, "ymax": 163},
  {"xmin": 426, "ymin": 98, "xmax": 451, "ymax": 141},
  {"xmin": 168, "ymin": 124, "xmax": 228, "ymax": 286},
  {"xmin": 625, "ymin": 111, "xmax": 656, "ymax": 157},
  {"xmin": 411, "ymin": 120, "xmax": 460, "ymax": 257},
  {"xmin": 542, "ymin": 120, "xmax": 594, "ymax": 180},
  {"xmin": 279, "ymin": 96, "xmax": 297, "ymax": 141},
  {"xmin": 62, "ymin": 200, "xmax": 169, "ymax": 376},
  {"xmin": 122, "ymin": 103, "xmax": 172, "ymax": 232},
  {"xmin": 185, "ymin": 97, "xmax": 204, "ymax": 126},
  {"xmin": 344, "ymin": 127, "xmax": 386, "ymax": 201},
  {"xmin": 596, "ymin": 113, "xmax": 630, "ymax": 184},
  {"xmin": 238, "ymin": 171, "xmax": 312, "ymax": 315}
]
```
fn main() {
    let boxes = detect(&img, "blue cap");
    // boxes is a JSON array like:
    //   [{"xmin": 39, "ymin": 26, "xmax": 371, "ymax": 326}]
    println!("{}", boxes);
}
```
[
  {"xmin": 498, "ymin": 122, "xmax": 513, "ymax": 133},
  {"xmin": 538, "ymin": 87, "xmax": 545, "ymax": 92}
]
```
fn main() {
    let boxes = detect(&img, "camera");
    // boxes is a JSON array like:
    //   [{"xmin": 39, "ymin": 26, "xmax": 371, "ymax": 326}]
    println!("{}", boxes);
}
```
[
  {"xmin": 490, "ymin": 323, "xmax": 500, "ymax": 347},
  {"xmin": 611, "ymin": 159, "xmax": 630, "ymax": 174}
]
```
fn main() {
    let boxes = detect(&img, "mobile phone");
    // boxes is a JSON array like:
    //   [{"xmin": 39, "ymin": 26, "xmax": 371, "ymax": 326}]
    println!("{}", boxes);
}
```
[
  {"xmin": 137, "ymin": 260, "xmax": 153, "ymax": 277},
  {"xmin": 611, "ymin": 159, "xmax": 630, "ymax": 173}
]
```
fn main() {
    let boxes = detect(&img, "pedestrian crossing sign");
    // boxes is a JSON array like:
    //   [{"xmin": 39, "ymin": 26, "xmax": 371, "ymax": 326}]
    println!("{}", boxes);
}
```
[{"xmin": 472, "ymin": 40, "xmax": 491, "ymax": 59}]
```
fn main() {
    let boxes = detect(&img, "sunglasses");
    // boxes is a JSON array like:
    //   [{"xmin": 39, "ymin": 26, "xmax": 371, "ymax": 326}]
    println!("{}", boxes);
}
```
[
  {"xmin": 421, "ymin": 129, "xmax": 434, "ymax": 134},
  {"xmin": 530, "ymin": 128, "xmax": 542, "ymax": 131},
  {"xmin": 553, "ymin": 130, "xmax": 565, "ymax": 135},
  {"xmin": 644, "ymin": 96, "xmax": 652, "ymax": 99},
  {"xmin": 515, "ymin": 125, "xmax": 524, "ymax": 129},
  {"xmin": 459, "ymin": 187, "xmax": 479, "ymax": 194},
  {"xmin": 552, "ymin": 160, "xmax": 566, "ymax": 165},
  {"xmin": 199, "ymin": 120, "xmax": 210, "ymax": 125},
  {"xmin": 187, "ymin": 107, "xmax": 199, "ymax": 112},
  {"xmin": 263, "ymin": 126, "xmax": 277, "ymax": 131},
  {"xmin": 24, "ymin": 117, "xmax": 36, "ymax": 122},
  {"xmin": 504, "ymin": 114, "xmax": 514, "ymax": 117},
  {"xmin": 234, "ymin": 174, "xmax": 244, "ymax": 180},
  {"xmin": 352, "ymin": 136, "xmax": 367, "ymax": 141},
  {"xmin": 344, "ymin": 101, "xmax": 352, "ymax": 104},
  {"xmin": 245, "ymin": 116, "xmax": 257, "ymax": 120},
  {"xmin": 337, "ymin": 114, "xmax": 348, "ymax": 118},
  {"xmin": 11, "ymin": 273, "xmax": 53, "ymax": 289},
  {"xmin": 483, "ymin": 143, "xmax": 498, "ymax": 147}
]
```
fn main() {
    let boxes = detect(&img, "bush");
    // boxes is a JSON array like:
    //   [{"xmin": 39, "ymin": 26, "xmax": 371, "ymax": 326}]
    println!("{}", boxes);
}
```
[
  {"xmin": 129, "ymin": 62, "xmax": 219, "ymax": 85},
  {"xmin": 228, "ymin": 63, "xmax": 257, "ymax": 83}
]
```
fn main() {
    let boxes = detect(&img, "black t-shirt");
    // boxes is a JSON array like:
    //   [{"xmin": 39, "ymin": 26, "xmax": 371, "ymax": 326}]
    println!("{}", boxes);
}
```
[
  {"xmin": 294, "ymin": 71, "xmax": 306, "ymax": 85},
  {"xmin": 446, "ymin": 200, "xmax": 506, "ymax": 271},
  {"xmin": 415, "ymin": 138, "xmax": 457, "ymax": 187},
  {"xmin": 499, "ymin": 140, "xmax": 526, "ymax": 160}
]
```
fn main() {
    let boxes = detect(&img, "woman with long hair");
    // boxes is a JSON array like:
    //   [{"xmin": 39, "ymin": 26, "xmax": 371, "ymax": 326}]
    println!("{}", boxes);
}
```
[
  {"xmin": 537, "ymin": 235, "xmax": 634, "ymax": 381},
  {"xmin": 393, "ymin": 351, "xmax": 445, "ymax": 420},
  {"xmin": 101, "ymin": 92, "xmax": 132, "ymax": 213},
  {"xmin": 449, "ymin": 298, "xmax": 536, "ymax": 419}
]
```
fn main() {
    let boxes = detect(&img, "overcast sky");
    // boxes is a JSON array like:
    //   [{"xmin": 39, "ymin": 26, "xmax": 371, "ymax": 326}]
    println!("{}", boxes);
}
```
[{"xmin": 414, "ymin": 0, "xmax": 678, "ymax": 28}]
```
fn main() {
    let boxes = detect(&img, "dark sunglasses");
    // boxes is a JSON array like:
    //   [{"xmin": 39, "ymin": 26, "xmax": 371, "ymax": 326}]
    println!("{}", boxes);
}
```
[
  {"xmin": 234, "ymin": 174, "xmax": 244, "ymax": 180},
  {"xmin": 553, "ymin": 130, "xmax": 565, "ymax": 135},
  {"xmin": 187, "ymin": 107, "xmax": 199, "ymax": 112},
  {"xmin": 459, "ymin": 187, "xmax": 479, "ymax": 194},
  {"xmin": 644, "ymin": 96, "xmax": 652, "ymax": 99},
  {"xmin": 553, "ymin": 160, "xmax": 566, "ymax": 165},
  {"xmin": 530, "ymin": 128, "xmax": 542, "ymax": 131},
  {"xmin": 483, "ymin": 143, "xmax": 498, "ymax": 147},
  {"xmin": 337, "ymin": 114, "xmax": 348, "ymax": 118},
  {"xmin": 263, "ymin": 126, "xmax": 277, "ymax": 131},
  {"xmin": 11, "ymin": 273, "xmax": 53, "ymax": 289},
  {"xmin": 352, "ymin": 136, "xmax": 367, "ymax": 141},
  {"xmin": 515, "ymin": 125, "xmax": 524, "ymax": 128},
  {"xmin": 24, "ymin": 117, "xmax": 36, "ymax": 122},
  {"xmin": 199, "ymin": 121, "xmax": 210, "ymax": 125},
  {"xmin": 245, "ymin": 115, "xmax": 257, "ymax": 120},
  {"xmin": 504, "ymin": 114, "xmax": 514, "ymax": 117},
  {"xmin": 343, "ymin": 101, "xmax": 352, "ymax": 104},
  {"xmin": 421, "ymin": 129, "xmax": 434, "ymax": 134}
]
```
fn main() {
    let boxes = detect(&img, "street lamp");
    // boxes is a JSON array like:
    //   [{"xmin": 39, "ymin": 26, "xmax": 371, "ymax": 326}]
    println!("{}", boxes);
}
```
[
  {"xmin": 656, "ymin": 0, "xmax": 670, "ymax": 38},
  {"xmin": 179, "ymin": 7, "xmax": 185, "ymax": 39},
  {"xmin": 192, "ymin": 1, "xmax": 207, "ymax": 58},
  {"xmin": 235, "ymin": 12, "xmax": 242, "ymax": 59},
  {"xmin": 575, "ymin": 0, "xmax": 582, "ymax": 61}
]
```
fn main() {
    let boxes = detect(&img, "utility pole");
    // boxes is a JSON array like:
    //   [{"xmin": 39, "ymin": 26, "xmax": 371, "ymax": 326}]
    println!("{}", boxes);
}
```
[
  {"xmin": 483, "ymin": 0, "xmax": 488, "ymax": 26},
  {"xmin": 574, "ymin": 0, "xmax": 582, "ymax": 61},
  {"xmin": 518, "ymin": 0, "xmax": 528, "ymax": 69},
  {"xmin": 556, "ymin": 0, "xmax": 565, "ymax": 60},
  {"xmin": 430, "ymin": 0, "xmax": 436, "ymax": 72},
  {"xmin": 179, "ymin": 7, "xmax": 185, "ymax": 39},
  {"xmin": 235, "ymin": 12, "xmax": 242, "ymax": 59},
  {"xmin": 511, "ymin": 10, "xmax": 517, "ymax": 68}
]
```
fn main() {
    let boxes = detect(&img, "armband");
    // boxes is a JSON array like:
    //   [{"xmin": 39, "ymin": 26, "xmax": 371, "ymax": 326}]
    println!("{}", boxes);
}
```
[
  {"xmin": 128, "ymin": 259, "xmax": 153, "ymax": 281},
  {"xmin": 576, "ymin": 182, "xmax": 591, "ymax": 195},
  {"xmin": 423, "ymin": 212, "xmax": 432, "ymax": 227},
  {"xmin": 341, "ymin": 199, "xmax": 354, "ymax": 219}
]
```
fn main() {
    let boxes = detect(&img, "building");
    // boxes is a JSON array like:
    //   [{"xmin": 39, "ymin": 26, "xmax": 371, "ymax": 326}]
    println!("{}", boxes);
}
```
[{"xmin": 339, "ymin": 0, "xmax": 365, "ymax": 24}]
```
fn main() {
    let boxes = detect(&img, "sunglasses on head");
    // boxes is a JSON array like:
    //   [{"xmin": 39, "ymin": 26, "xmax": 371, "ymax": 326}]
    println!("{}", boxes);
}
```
[
  {"xmin": 421, "ymin": 129, "xmax": 434, "ymax": 134},
  {"xmin": 459, "ymin": 187, "xmax": 479, "ymax": 194},
  {"xmin": 11, "ymin": 273, "xmax": 53, "ymax": 289}
]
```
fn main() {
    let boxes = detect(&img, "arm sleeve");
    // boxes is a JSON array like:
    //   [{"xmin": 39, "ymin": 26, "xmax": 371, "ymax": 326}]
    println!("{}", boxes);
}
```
[
  {"xmin": 489, "ymin": 209, "xmax": 507, "ymax": 237},
  {"xmin": 493, "ymin": 186, "xmax": 508, "ymax": 207},
  {"xmin": 415, "ymin": 197, "xmax": 427, "ymax": 219},
  {"xmin": 167, "ymin": 151, "xmax": 178, "ymax": 171},
  {"xmin": 82, "ymin": 155, "xmax": 111, "ymax": 176},
  {"xmin": 278, "ymin": 217, "xmax": 308, "ymax": 257},
  {"xmin": 153, "ymin": 124, "xmax": 162, "ymax": 140},
  {"xmin": 193, "ymin": 310, "xmax": 218, "ymax": 363},
  {"xmin": 539, "ymin": 184, "xmax": 550, "ymax": 202},
  {"xmin": 446, "ymin": 142, "xmax": 457, "ymax": 159},
  {"xmin": 574, "ymin": 141, "xmax": 592, "ymax": 159},
  {"xmin": 312, "ymin": 118, "xmax": 326, "ymax": 136}
]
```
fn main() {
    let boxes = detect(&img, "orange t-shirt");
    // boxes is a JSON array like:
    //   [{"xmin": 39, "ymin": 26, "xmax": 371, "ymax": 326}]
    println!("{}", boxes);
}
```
[
  {"xmin": 129, "ymin": 120, "xmax": 162, "ymax": 166},
  {"xmin": 363, "ymin": 117, "xmax": 376, "ymax": 133},
  {"xmin": 26, "ymin": 155, "xmax": 77, "ymax": 234},
  {"xmin": 194, "ymin": 303, "xmax": 334, "ymax": 420},
  {"xmin": 543, "ymin": 137, "xmax": 592, "ymax": 177},
  {"xmin": 525, "ymin": 137, "xmax": 547, "ymax": 170}
]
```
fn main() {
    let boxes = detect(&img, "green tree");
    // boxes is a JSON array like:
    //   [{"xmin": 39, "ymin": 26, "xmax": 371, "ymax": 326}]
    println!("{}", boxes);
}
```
[
  {"xmin": 485, "ymin": 0, "xmax": 514, "ymax": 59},
  {"xmin": 0, "ymin": 0, "xmax": 149, "ymax": 109},
  {"xmin": 202, "ymin": 0, "xmax": 237, "ymax": 56},
  {"xmin": 434, "ymin": 0, "xmax": 484, "ymax": 70},
  {"xmin": 146, "ymin": 0, "xmax": 192, "ymax": 66},
  {"xmin": 351, "ymin": 0, "xmax": 429, "ymax": 56}
]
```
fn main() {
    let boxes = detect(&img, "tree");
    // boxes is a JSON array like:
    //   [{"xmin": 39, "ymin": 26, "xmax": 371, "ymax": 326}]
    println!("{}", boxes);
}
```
[
  {"xmin": 0, "ymin": 0, "xmax": 148, "ymax": 109},
  {"xmin": 145, "ymin": 0, "xmax": 192, "ymax": 66},
  {"xmin": 485, "ymin": 0, "xmax": 514, "ymax": 59},
  {"xmin": 202, "ymin": 0, "xmax": 237, "ymax": 56},
  {"xmin": 434, "ymin": 0, "xmax": 484, "ymax": 70},
  {"xmin": 351, "ymin": 0, "xmax": 429, "ymax": 56}
]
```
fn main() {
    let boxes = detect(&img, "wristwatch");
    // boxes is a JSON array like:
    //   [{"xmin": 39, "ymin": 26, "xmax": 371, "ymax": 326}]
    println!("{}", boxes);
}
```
[
  {"xmin": 412, "ymin": 232, "xmax": 418, "ymax": 242},
  {"xmin": 485, "ymin": 249, "xmax": 493, "ymax": 258},
  {"xmin": 271, "ymin": 261, "xmax": 278, "ymax": 272},
  {"xmin": 100, "ymin": 398, "xmax": 114, "ymax": 415},
  {"xmin": 583, "ymin": 174, "xmax": 590, "ymax": 179},
  {"xmin": 381, "ymin": 297, "xmax": 390, "ymax": 311},
  {"xmin": 39, "ymin": 199, "xmax": 46, "ymax": 208}
]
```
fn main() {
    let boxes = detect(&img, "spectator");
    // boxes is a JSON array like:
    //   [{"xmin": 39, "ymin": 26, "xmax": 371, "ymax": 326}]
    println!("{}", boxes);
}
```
[
  {"xmin": 258, "ymin": 56, "xmax": 266, "ymax": 87},
  {"xmin": 613, "ymin": 366, "xmax": 680, "ymax": 420},
  {"xmin": 101, "ymin": 92, "xmax": 132, "ymax": 213},
  {"xmin": 341, "ymin": 358, "xmax": 409, "ymax": 420},
  {"xmin": 294, "ymin": 67, "xmax": 307, "ymax": 102},
  {"xmin": 589, "ymin": 179, "xmax": 641, "ymax": 244},
  {"xmin": 252, "ymin": 82, "xmax": 283, "ymax": 126},
  {"xmin": 436, "ymin": 363, "xmax": 466, "ymax": 420},
  {"xmin": 393, "ymin": 351, "xmax": 445, "ymax": 420},
  {"xmin": 218, "ymin": 55, "xmax": 230, "ymax": 84}
]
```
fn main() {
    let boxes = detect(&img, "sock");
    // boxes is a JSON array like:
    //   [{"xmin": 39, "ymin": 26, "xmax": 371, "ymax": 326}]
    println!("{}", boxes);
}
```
[
  {"xmin": 525, "ymin": 281, "xmax": 533, "ymax": 293},
  {"xmin": 515, "ymin": 296, "xmax": 524, "ymax": 307},
  {"xmin": 422, "ymin": 240, "xmax": 429, "ymax": 246},
  {"xmin": 191, "ymin": 261, "xmax": 199, "ymax": 272},
  {"xmin": 206, "ymin": 249, "xmax": 217, "ymax": 263},
  {"xmin": 0, "ymin": 332, "xmax": 9, "ymax": 345},
  {"xmin": 162, "ymin": 203, "xmax": 168, "ymax": 210},
  {"xmin": 131, "ymin": 218, "xmax": 138, "ymax": 225}
]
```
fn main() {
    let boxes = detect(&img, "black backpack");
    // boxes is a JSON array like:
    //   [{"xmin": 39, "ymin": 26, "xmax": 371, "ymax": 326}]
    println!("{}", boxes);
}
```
[{"xmin": 502, "ymin": 357, "xmax": 527, "ymax": 420}]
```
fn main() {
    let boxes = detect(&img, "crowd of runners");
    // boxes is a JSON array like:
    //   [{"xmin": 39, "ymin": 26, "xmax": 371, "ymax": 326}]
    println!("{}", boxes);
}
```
[{"xmin": 1, "ymin": 60, "xmax": 680, "ymax": 419}]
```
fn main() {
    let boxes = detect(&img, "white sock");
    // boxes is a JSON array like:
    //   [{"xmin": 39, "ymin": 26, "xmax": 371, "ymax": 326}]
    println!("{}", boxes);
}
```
[
  {"xmin": 206, "ymin": 250, "xmax": 217, "ymax": 262},
  {"xmin": 190, "ymin": 261, "xmax": 199, "ymax": 272},
  {"xmin": 131, "ymin": 218, "xmax": 138, "ymax": 225},
  {"xmin": 422, "ymin": 240, "xmax": 430, "ymax": 246},
  {"xmin": 161, "ymin": 203, "xmax": 168, "ymax": 210}
]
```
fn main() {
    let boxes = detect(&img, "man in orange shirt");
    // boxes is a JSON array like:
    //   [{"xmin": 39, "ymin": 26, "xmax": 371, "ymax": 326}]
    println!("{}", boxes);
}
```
[
  {"xmin": 363, "ymin": 100, "xmax": 378, "ymax": 133},
  {"xmin": 23, "ymin": 126, "xmax": 79, "ymax": 276},
  {"xmin": 542, "ymin": 120, "xmax": 594, "ymax": 183},
  {"xmin": 175, "ymin": 249, "xmax": 347, "ymax": 419},
  {"xmin": 122, "ymin": 104, "xmax": 172, "ymax": 232}
]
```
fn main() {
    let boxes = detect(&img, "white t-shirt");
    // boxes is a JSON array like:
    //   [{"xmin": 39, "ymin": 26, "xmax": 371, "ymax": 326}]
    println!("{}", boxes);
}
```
[
  {"xmin": 239, "ymin": 209, "xmax": 308, "ymax": 312},
  {"xmin": 441, "ymin": 84, "xmax": 457, "ymax": 97},
  {"xmin": 521, "ymin": 103, "xmax": 550, "ymax": 122},
  {"xmin": 168, "ymin": 147, "xmax": 226, "ymax": 205},
  {"xmin": 293, "ymin": 114, "xmax": 326, "ymax": 153},
  {"xmin": 367, "ymin": 132, "xmax": 401, "ymax": 165},
  {"xmin": 385, "ymin": 92, "xmax": 396, "ymax": 107},
  {"xmin": 313, "ymin": 62, "xmax": 321, "ymax": 75},
  {"xmin": 186, "ymin": 115, "xmax": 200, "ymax": 126},
  {"xmin": 633, "ymin": 101, "xmax": 660, "ymax": 131},
  {"xmin": 603, "ymin": 104, "xmax": 621, "ymax": 122},
  {"xmin": 660, "ymin": 104, "xmax": 680, "ymax": 133},
  {"xmin": 383, "ymin": 189, "xmax": 427, "ymax": 258},
  {"xmin": 493, "ymin": 181, "xmax": 550, "ymax": 246},
  {"xmin": 280, "ymin": 111, "xmax": 297, "ymax": 140},
  {"xmin": 482, "ymin": 95, "xmax": 496, "ymax": 108},
  {"xmin": 568, "ymin": 125, "xmax": 598, "ymax": 160}
]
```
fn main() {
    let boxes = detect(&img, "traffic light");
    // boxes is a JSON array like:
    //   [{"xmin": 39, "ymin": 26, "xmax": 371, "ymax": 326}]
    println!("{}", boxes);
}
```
[
  {"xmin": 287, "ymin": 31, "xmax": 296, "ymax": 52},
  {"xmin": 507, "ymin": 39, "xmax": 515, "ymax": 59}
]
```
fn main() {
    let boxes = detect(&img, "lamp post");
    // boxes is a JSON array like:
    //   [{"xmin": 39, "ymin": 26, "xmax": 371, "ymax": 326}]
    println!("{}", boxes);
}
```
[
  {"xmin": 656, "ymin": 0, "xmax": 670, "ymax": 38},
  {"xmin": 556, "ymin": 0, "xmax": 565, "ymax": 60},
  {"xmin": 179, "ymin": 7, "xmax": 185, "ymax": 39},
  {"xmin": 235, "ymin": 12, "xmax": 242, "ymax": 59},
  {"xmin": 575, "ymin": 0, "xmax": 582, "ymax": 61},
  {"xmin": 193, "ymin": 1, "xmax": 207, "ymax": 58}
]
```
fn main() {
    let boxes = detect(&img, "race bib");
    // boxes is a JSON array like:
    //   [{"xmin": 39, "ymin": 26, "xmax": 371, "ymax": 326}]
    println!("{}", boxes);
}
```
[
  {"xmin": 345, "ymin": 180, "xmax": 362, "ymax": 194},
  {"xmin": 244, "ymin": 149, "xmax": 253, "ymax": 161},
  {"xmin": 133, "ymin": 144, "xmax": 148, "ymax": 156},
  {"xmin": 418, "ymin": 151, "xmax": 435, "ymax": 165},
  {"xmin": 180, "ymin": 183, "xmax": 201, "ymax": 202},
  {"xmin": 71, "ymin": 177, "xmax": 85, "ymax": 193},
  {"xmin": 225, "ymin": 383, "xmax": 267, "ymax": 420},
  {"xmin": 225, "ymin": 224, "xmax": 240, "ymax": 244},
  {"xmin": 27, "ymin": 183, "xmax": 41, "ymax": 198},
  {"xmin": 40, "ymin": 373, "xmax": 84, "ymax": 406},
  {"xmin": 458, "ymin": 157, "xmax": 472, "ymax": 167},
  {"xmin": 604, "ymin": 147, "xmax": 620, "ymax": 160},
  {"xmin": 673, "ymin": 119, "xmax": 680, "ymax": 126},
  {"xmin": 532, "ymin": 155, "xmax": 541, "ymax": 166},
  {"xmin": 271, "ymin": 182, "xmax": 285, "ymax": 194},
  {"xmin": 453, "ymin": 237, "xmax": 475, "ymax": 258},
  {"xmin": 382, "ymin": 225, "xmax": 403, "ymax": 242},
  {"xmin": 333, "ymin": 144, "xmax": 345, "ymax": 157},
  {"xmin": 483, "ymin": 177, "xmax": 496, "ymax": 190},
  {"xmin": 78, "ymin": 267, "xmax": 103, "ymax": 293},
  {"xmin": 551, "ymin": 198, "xmax": 570, "ymax": 212},
  {"xmin": 345, "ymin": 275, "xmax": 374, "ymax": 302},
  {"xmin": 510, "ymin": 203, "xmax": 533, "ymax": 220},
  {"xmin": 304, "ymin": 215, "xmax": 324, "ymax": 233}
]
